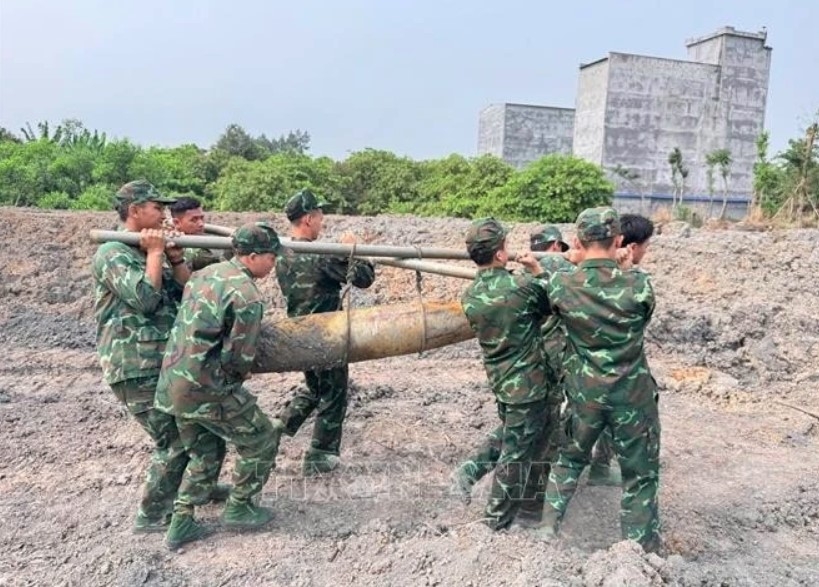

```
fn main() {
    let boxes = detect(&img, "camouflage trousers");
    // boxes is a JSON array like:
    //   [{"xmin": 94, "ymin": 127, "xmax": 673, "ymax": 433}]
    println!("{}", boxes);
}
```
[
  {"xmin": 279, "ymin": 366, "xmax": 348, "ymax": 457},
  {"xmin": 591, "ymin": 428, "xmax": 615, "ymax": 467},
  {"xmin": 458, "ymin": 399, "xmax": 563, "ymax": 523},
  {"xmin": 545, "ymin": 399, "xmax": 661, "ymax": 548},
  {"xmin": 173, "ymin": 403, "xmax": 280, "ymax": 516},
  {"xmin": 476, "ymin": 399, "xmax": 552, "ymax": 530},
  {"xmin": 110, "ymin": 376, "xmax": 188, "ymax": 519}
]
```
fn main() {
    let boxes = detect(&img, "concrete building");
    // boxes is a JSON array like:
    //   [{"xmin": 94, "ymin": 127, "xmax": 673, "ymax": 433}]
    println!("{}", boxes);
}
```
[
  {"xmin": 477, "ymin": 104, "xmax": 574, "ymax": 169},
  {"xmin": 478, "ymin": 27, "xmax": 772, "ymax": 213}
]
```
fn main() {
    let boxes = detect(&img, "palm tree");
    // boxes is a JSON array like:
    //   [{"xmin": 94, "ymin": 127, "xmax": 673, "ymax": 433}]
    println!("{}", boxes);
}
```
[
  {"xmin": 668, "ymin": 148, "xmax": 688, "ymax": 207},
  {"xmin": 705, "ymin": 149, "xmax": 733, "ymax": 220}
]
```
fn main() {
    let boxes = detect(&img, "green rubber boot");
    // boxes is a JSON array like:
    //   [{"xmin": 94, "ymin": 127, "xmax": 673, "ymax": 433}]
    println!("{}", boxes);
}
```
[
  {"xmin": 133, "ymin": 510, "xmax": 172, "ymax": 534},
  {"xmin": 449, "ymin": 463, "xmax": 476, "ymax": 505},
  {"xmin": 165, "ymin": 514, "xmax": 209, "ymax": 549},
  {"xmin": 303, "ymin": 452, "xmax": 341, "ymax": 476},
  {"xmin": 222, "ymin": 498, "xmax": 274, "ymax": 528}
]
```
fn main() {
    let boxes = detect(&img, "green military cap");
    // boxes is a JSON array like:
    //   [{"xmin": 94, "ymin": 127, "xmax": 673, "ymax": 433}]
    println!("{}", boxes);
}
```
[
  {"xmin": 231, "ymin": 221, "xmax": 283, "ymax": 255},
  {"xmin": 114, "ymin": 180, "xmax": 177, "ymax": 207},
  {"xmin": 465, "ymin": 217, "xmax": 508, "ymax": 257},
  {"xmin": 284, "ymin": 189, "xmax": 328, "ymax": 221},
  {"xmin": 576, "ymin": 207, "xmax": 621, "ymax": 242},
  {"xmin": 530, "ymin": 225, "xmax": 569, "ymax": 252}
]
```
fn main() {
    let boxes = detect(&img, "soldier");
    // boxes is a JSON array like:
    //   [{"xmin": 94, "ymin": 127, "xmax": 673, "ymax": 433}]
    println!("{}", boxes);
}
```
[
  {"xmin": 529, "ymin": 224, "xmax": 570, "ymax": 255},
  {"xmin": 454, "ymin": 218, "xmax": 556, "ymax": 530},
  {"xmin": 275, "ymin": 189, "xmax": 375, "ymax": 476},
  {"xmin": 450, "ymin": 224, "xmax": 571, "ymax": 521},
  {"xmin": 92, "ymin": 180, "xmax": 193, "ymax": 533},
  {"xmin": 536, "ymin": 207, "xmax": 661, "ymax": 553},
  {"xmin": 585, "ymin": 213, "xmax": 655, "ymax": 485},
  {"xmin": 169, "ymin": 196, "xmax": 230, "ymax": 271},
  {"xmin": 154, "ymin": 222, "xmax": 286, "ymax": 549}
]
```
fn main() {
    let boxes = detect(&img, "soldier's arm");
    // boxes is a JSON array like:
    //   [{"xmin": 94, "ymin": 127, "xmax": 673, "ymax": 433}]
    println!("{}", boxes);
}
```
[
  {"xmin": 186, "ymin": 248, "xmax": 223, "ymax": 272},
  {"xmin": 518, "ymin": 272, "xmax": 553, "ymax": 319},
  {"xmin": 539, "ymin": 254, "xmax": 576, "ymax": 276},
  {"xmin": 322, "ymin": 257, "xmax": 376, "ymax": 288},
  {"xmin": 637, "ymin": 273, "xmax": 656, "ymax": 324},
  {"xmin": 92, "ymin": 244, "xmax": 164, "ymax": 314},
  {"xmin": 220, "ymin": 296, "xmax": 265, "ymax": 379}
]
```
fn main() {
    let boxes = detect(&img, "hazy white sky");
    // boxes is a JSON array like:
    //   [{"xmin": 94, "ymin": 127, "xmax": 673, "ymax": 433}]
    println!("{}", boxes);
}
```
[{"xmin": 1, "ymin": 0, "xmax": 816, "ymax": 159}]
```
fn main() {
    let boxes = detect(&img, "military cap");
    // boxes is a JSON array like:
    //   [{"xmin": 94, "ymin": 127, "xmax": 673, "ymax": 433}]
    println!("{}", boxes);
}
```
[
  {"xmin": 576, "ymin": 207, "xmax": 621, "ymax": 242},
  {"xmin": 231, "ymin": 222, "xmax": 283, "ymax": 255},
  {"xmin": 465, "ymin": 217, "xmax": 508, "ymax": 257},
  {"xmin": 530, "ymin": 225, "xmax": 569, "ymax": 252},
  {"xmin": 114, "ymin": 180, "xmax": 177, "ymax": 206},
  {"xmin": 285, "ymin": 189, "xmax": 328, "ymax": 221}
]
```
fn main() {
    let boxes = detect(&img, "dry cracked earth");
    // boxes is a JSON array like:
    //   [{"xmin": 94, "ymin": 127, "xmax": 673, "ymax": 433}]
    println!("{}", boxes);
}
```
[{"xmin": 0, "ymin": 208, "xmax": 818, "ymax": 586}]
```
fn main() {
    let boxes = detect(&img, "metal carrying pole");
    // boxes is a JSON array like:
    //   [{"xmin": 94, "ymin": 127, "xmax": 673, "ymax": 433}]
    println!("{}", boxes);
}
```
[
  {"xmin": 90, "ymin": 227, "xmax": 565, "ymax": 280},
  {"xmin": 89, "ymin": 229, "xmax": 474, "ymax": 260}
]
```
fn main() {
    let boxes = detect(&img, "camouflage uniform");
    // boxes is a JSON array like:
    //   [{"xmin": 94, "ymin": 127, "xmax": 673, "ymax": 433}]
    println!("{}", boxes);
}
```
[
  {"xmin": 542, "ymin": 208, "xmax": 661, "ymax": 551},
  {"xmin": 184, "ymin": 247, "xmax": 231, "ymax": 272},
  {"xmin": 154, "ymin": 223, "xmax": 284, "ymax": 525},
  {"xmin": 92, "ymin": 181, "xmax": 187, "ymax": 525},
  {"xmin": 455, "ymin": 232, "xmax": 574, "ymax": 518},
  {"xmin": 532, "ymin": 252, "xmax": 576, "ymax": 502},
  {"xmin": 275, "ymin": 190, "xmax": 375, "ymax": 466},
  {"xmin": 458, "ymin": 219, "xmax": 557, "ymax": 530}
]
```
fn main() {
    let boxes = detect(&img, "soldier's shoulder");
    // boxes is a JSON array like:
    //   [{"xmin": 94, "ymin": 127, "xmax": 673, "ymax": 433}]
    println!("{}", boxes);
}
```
[
  {"xmin": 623, "ymin": 266, "xmax": 653, "ymax": 285},
  {"xmin": 538, "ymin": 255, "xmax": 574, "ymax": 273},
  {"xmin": 93, "ymin": 241, "xmax": 136, "ymax": 266}
]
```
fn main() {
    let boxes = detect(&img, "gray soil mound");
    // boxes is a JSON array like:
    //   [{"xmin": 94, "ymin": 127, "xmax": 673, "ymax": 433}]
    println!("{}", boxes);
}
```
[{"xmin": 0, "ymin": 208, "xmax": 817, "ymax": 586}]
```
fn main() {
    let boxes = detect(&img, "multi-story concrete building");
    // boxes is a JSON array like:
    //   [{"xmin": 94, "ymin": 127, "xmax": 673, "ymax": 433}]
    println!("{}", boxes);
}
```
[
  {"xmin": 478, "ymin": 26, "xmax": 772, "ymax": 208},
  {"xmin": 477, "ymin": 104, "xmax": 574, "ymax": 169}
]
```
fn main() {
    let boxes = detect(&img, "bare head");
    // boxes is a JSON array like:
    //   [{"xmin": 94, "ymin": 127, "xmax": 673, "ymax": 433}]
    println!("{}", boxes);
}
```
[
  {"xmin": 619, "ymin": 213, "xmax": 654, "ymax": 265},
  {"xmin": 169, "ymin": 196, "xmax": 206, "ymax": 235}
]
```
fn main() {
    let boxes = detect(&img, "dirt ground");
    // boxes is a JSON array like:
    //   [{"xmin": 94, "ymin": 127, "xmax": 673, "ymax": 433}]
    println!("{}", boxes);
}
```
[{"xmin": 0, "ymin": 207, "xmax": 818, "ymax": 586}]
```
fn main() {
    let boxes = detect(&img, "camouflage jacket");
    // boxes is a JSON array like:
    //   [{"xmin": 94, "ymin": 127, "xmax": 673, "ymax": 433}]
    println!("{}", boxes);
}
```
[
  {"xmin": 537, "ymin": 254, "xmax": 575, "ymax": 379},
  {"xmin": 461, "ymin": 267, "xmax": 552, "ymax": 405},
  {"xmin": 275, "ymin": 239, "xmax": 375, "ymax": 317},
  {"xmin": 154, "ymin": 258, "xmax": 265, "ymax": 420},
  {"xmin": 184, "ymin": 247, "xmax": 232, "ymax": 272},
  {"xmin": 92, "ymin": 242, "xmax": 184, "ymax": 385},
  {"xmin": 548, "ymin": 258, "xmax": 656, "ymax": 409}
]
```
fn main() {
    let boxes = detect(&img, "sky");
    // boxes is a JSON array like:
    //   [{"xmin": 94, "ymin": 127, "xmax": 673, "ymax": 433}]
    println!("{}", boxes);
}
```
[{"xmin": 0, "ymin": 0, "xmax": 816, "ymax": 160}]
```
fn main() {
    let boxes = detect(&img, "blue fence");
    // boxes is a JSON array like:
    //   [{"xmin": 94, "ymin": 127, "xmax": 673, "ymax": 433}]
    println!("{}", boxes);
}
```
[{"xmin": 613, "ymin": 192, "xmax": 751, "ymax": 220}]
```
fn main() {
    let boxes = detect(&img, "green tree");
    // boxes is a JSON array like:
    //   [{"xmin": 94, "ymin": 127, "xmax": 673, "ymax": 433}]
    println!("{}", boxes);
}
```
[
  {"xmin": 37, "ymin": 191, "xmax": 73, "ymax": 210},
  {"xmin": 0, "ymin": 139, "xmax": 59, "ymax": 206},
  {"xmin": 752, "ymin": 131, "xmax": 784, "ymax": 215},
  {"xmin": 213, "ymin": 124, "xmax": 265, "ymax": 161},
  {"xmin": 479, "ymin": 155, "xmax": 613, "ymax": 222},
  {"xmin": 773, "ymin": 122, "xmax": 819, "ymax": 223},
  {"xmin": 212, "ymin": 153, "xmax": 341, "ymax": 212},
  {"xmin": 128, "ymin": 145, "xmax": 208, "ymax": 196},
  {"xmin": 93, "ymin": 139, "xmax": 141, "ymax": 187},
  {"xmin": 335, "ymin": 149, "xmax": 424, "ymax": 215},
  {"xmin": 71, "ymin": 184, "xmax": 117, "ymax": 210},
  {"xmin": 704, "ymin": 149, "xmax": 733, "ymax": 220},
  {"xmin": 256, "ymin": 130, "xmax": 311, "ymax": 155},
  {"xmin": 0, "ymin": 127, "xmax": 20, "ymax": 143},
  {"xmin": 408, "ymin": 154, "xmax": 514, "ymax": 218}
]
